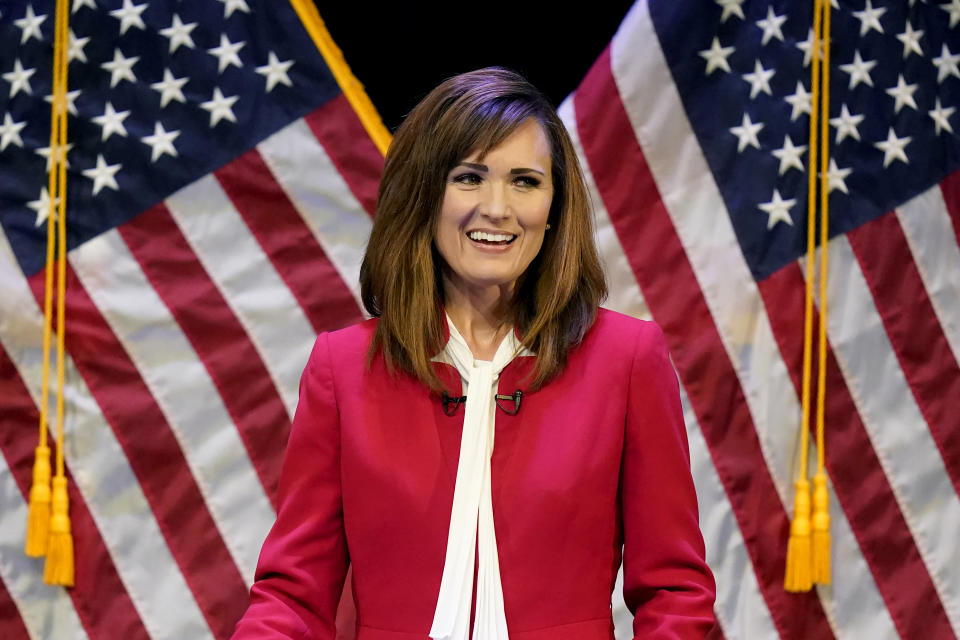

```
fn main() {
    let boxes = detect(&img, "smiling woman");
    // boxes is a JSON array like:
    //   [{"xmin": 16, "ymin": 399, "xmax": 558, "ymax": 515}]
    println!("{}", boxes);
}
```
[
  {"xmin": 231, "ymin": 68, "xmax": 717, "ymax": 640},
  {"xmin": 361, "ymin": 68, "xmax": 606, "ymax": 386},
  {"xmin": 435, "ymin": 119, "xmax": 554, "ymax": 358}
]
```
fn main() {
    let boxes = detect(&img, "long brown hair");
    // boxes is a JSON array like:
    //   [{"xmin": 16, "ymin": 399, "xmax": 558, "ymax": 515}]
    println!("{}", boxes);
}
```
[{"xmin": 360, "ymin": 67, "xmax": 607, "ymax": 391}]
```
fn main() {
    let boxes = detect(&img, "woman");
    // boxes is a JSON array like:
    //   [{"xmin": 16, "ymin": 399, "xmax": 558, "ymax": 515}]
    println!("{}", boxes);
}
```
[{"xmin": 232, "ymin": 68, "xmax": 716, "ymax": 640}]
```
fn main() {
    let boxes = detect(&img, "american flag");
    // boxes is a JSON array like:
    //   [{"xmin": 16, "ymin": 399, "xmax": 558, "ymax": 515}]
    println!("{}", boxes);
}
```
[
  {"xmin": 573, "ymin": 1, "xmax": 960, "ymax": 638},
  {"xmin": 0, "ymin": 0, "xmax": 378, "ymax": 638},
  {"xmin": 2, "ymin": 0, "xmax": 960, "ymax": 639}
]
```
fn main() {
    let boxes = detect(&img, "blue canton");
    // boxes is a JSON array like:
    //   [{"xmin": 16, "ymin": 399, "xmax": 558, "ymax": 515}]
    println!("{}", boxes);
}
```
[
  {"xmin": 0, "ymin": 0, "xmax": 340, "ymax": 276},
  {"xmin": 650, "ymin": 0, "xmax": 960, "ymax": 280}
]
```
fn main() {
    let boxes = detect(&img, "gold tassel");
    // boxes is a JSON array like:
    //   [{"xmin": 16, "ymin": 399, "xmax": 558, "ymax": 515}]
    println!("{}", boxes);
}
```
[
  {"xmin": 785, "ymin": 478, "xmax": 812, "ymax": 592},
  {"xmin": 43, "ymin": 476, "xmax": 74, "ymax": 587},
  {"xmin": 811, "ymin": 472, "xmax": 831, "ymax": 584},
  {"xmin": 25, "ymin": 445, "xmax": 52, "ymax": 557},
  {"xmin": 38, "ymin": 0, "xmax": 73, "ymax": 589},
  {"xmin": 811, "ymin": 0, "xmax": 832, "ymax": 589}
]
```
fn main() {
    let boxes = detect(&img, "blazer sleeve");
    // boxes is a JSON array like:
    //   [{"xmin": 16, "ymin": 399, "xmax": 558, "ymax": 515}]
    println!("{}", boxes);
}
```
[
  {"xmin": 231, "ymin": 333, "xmax": 348, "ymax": 640},
  {"xmin": 621, "ymin": 322, "xmax": 717, "ymax": 639}
]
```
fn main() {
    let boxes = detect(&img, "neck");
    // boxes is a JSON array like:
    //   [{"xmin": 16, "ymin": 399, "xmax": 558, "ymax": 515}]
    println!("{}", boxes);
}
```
[{"xmin": 443, "ymin": 275, "xmax": 514, "ymax": 361}]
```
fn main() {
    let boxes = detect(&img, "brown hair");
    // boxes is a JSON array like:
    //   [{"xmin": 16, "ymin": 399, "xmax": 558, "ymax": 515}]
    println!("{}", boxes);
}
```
[{"xmin": 360, "ymin": 67, "xmax": 607, "ymax": 391}]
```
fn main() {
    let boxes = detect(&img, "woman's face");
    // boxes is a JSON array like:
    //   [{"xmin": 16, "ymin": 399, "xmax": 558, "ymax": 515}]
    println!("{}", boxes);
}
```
[{"xmin": 435, "ymin": 118, "xmax": 554, "ymax": 296}]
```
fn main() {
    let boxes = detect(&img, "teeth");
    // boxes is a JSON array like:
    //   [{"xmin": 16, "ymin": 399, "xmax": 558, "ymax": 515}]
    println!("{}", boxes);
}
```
[{"xmin": 468, "ymin": 231, "xmax": 515, "ymax": 242}]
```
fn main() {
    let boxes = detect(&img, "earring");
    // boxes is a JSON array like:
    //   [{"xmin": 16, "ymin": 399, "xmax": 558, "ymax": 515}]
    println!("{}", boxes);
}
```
[{"xmin": 545, "ymin": 223, "xmax": 552, "ymax": 230}]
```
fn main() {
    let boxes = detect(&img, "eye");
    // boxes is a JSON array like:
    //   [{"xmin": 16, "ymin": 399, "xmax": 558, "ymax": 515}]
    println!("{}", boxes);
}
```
[
  {"xmin": 513, "ymin": 175, "xmax": 541, "ymax": 188},
  {"xmin": 451, "ymin": 172, "xmax": 482, "ymax": 186}
]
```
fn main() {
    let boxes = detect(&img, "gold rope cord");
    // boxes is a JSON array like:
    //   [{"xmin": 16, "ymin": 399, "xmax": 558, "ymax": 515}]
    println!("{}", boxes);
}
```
[
  {"xmin": 786, "ymin": 0, "xmax": 831, "ymax": 593},
  {"xmin": 24, "ymin": 0, "xmax": 74, "ymax": 587}
]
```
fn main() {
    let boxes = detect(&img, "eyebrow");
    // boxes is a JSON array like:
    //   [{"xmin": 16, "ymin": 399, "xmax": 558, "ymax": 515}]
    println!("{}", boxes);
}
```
[{"xmin": 456, "ymin": 162, "xmax": 546, "ymax": 176}]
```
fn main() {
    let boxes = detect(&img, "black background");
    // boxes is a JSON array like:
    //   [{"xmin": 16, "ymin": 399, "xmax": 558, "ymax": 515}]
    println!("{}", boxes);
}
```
[{"xmin": 315, "ymin": 2, "xmax": 636, "ymax": 132}]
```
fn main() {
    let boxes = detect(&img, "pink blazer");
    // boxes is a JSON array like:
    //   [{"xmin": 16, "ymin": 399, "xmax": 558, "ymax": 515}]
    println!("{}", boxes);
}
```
[{"xmin": 231, "ymin": 308, "xmax": 716, "ymax": 639}]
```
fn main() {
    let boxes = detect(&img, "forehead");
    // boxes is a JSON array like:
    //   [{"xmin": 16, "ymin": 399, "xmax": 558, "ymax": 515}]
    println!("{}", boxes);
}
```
[{"xmin": 463, "ymin": 119, "xmax": 552, "ymax": 164}]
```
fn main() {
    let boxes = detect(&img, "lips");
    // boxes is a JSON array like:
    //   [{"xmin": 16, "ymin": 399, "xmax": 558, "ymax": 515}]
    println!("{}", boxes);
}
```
[{"xmin": 466, "ymin": 230, "xmax": 517, "ymax": 245}]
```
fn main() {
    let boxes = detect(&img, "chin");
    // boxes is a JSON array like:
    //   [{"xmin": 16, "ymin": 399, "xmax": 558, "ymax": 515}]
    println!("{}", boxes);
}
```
[
  {"xmin": 457, "ymin": 269, "xmax": 520, "ymax": 291},
  {"xmin": 467, "ymin": 276, "xmax": 517, "ymax": 290}
]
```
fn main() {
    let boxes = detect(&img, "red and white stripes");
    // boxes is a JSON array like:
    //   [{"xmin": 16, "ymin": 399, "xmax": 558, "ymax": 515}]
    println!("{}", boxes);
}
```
[
  {"xmin": 0, "ymin": 99, "xmax": 376, "ymax": 639},
  {"xmin": 570, "ymin": 1, "xmax": 960, "ymax": 638}
]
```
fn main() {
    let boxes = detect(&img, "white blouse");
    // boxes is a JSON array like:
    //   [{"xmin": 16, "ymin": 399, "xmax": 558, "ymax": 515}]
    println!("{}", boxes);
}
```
[{"xmin": 429, "ymin": 316, "xmax": 531, "ymax": 640}]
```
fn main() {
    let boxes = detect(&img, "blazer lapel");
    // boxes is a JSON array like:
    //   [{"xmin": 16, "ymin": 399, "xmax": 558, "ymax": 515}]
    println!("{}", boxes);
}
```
[
  {"xmin": 431, "ymin": 361, "xmax": 464, "ymax": 488},
  {"xmin": 491, "ymin": 356, "xmax": 536, "ymax": 502}
]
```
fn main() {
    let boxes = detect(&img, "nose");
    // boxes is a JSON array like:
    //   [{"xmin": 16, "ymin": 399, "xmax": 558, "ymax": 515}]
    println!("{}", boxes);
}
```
[{"xmin": 479, "ymin": 182, "xmax": 510, "ymax": 220}]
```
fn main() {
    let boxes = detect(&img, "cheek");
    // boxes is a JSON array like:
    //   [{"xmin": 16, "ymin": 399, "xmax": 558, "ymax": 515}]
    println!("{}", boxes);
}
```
[
  {"xmin": 434, "ymin": 218, "xmax": 457, "ymax": 267},
  {"xmin": 521, "ymin": 230, "xmax": 547, "ymax": 265},
  {"xmin": 435, "ymin": 194, "xmax": 465, "ymax": 264},
  {"xmin": 522, "ymin": 193, "xmax": 553, "ymax": 232},
  {"xmin": 519, "ymin": 196, "xmax": 552, "ymax": 262},
  {"xmin": 438, "ymin": 188, "xmax": 472, "ymax": 227},
  {"xmin": 520, "ymin": 217, "xmax": 549, "ymax": 258}
]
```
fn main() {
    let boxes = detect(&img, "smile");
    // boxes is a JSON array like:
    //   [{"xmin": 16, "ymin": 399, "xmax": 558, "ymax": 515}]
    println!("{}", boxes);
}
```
[{"xmin": 466, "ymin": 230, "xmax": 517, "ymax": 245}]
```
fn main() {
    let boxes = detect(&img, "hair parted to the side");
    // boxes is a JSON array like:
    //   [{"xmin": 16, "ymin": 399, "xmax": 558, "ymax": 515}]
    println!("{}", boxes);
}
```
[{"xmin": 360, "ymin": 67, "xmax": 607, "ymax": 392}]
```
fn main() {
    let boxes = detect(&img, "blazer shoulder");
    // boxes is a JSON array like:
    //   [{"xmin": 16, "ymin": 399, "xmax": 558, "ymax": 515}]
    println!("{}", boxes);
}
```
[
  {"xmin": 591, "ymin": 307, "xmax": 665, "ymax": 347},
  {"xmin": 321, "ymin": 317, "xmax": 378, "ymax": 361},
  {"xmin": 571, "ymin": 309, "xmax": 668, "ymax": 377}
]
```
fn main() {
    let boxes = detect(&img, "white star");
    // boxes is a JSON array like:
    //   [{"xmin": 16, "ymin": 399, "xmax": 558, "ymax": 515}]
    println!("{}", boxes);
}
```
[
  {"xmin": 758, "ymin": 189, "xmax": 795, "ymax": 229},
  {"xmin": 852, "ymin": 0, "xmax": 886, "ymax": 36},
  {"xmin": 82, "ymin": 154, "xmax": 121, "ymax": 195},
  {"xmin": 68, "ymin": 29, "xmax": 90, "ymax": 63},
  {"xmin": 27, "ymin": 187, "xmax": 60, "ymax": 227},
  {"xmin": 14, "ymin": 5, "xmax": 46, "ymax": 44},
  {"xmin": 3, "ymin": 59, "xmax": 36, "ymax": 98},
  {"xmin": 824, "ymin": 159, "xmax": 852, "ymax": 194},
  {"xmin": 159, "ymin": 15, "xmax": 197, "ymax": 53},
  {"xmin": 92, "ymin": 101, "xmax": 131, "ymax": 141},
  {"xmin": 756, "ymin": 6, "xmax": 787, "ymax": 46},
  {"xmin": 829, "ymin": 104, "xmax": 865, "ymax": 143},
  {"xmin": 896, "ymin": 23, "xmax": 924, "ymax": 59},
  {"xmin": 217, "ymin": 0, "xmax": 251, "ymax": 18},
  {"xmin": 109, "ymin": 0, "xmax": 147, "ymax": 35},
  {"xmin": 784, "ymin": 81, "xmax": 812, "ymax": 121},
  {"xmin": 200, "ymin": 88, "xmax": 239, "ymax": 126},
  {"xmin": 885, "ymin": 74, "xmax": 919, "ymax": 113},
  {"xmin": 796, "ymin": 28, "xmax": 817, "ymax": 67},
  {"xmin": 771, "ymin": 135, "xmax": 806, "ymax": 175},
  {"xmin": 141, "ymin": 122, "xmax": 181, "ymax": 162},
  {"xmin": 150, "ymin": 69, "xmax": 188, "ymax": 108},
  {"xmin": 730, "ymin": 113, "xmax": 763, "ymax": 152},
  {"xmin": 743, "ymin": 59, "xmax": 775, "ymax": 99},
  {"xmin": 874, "ymin": 127, "xmax": 911, "ymax": 168},
  {"xmin": 256, "ymin": 52, "xmax": 294, "ymax": 91},
  {"xmin": 0, "ymin": 113, "xmax": 27, "ymax": 151},
  {"xmin": 72, "ymin": 0, "xmax": 97, "ymax": 12},
  {"xmin": 44, "ymin": 89, "xmax": 80, "ymax": 117},
  {"xmin": 698, "ymin": 37, "xmax": 735, "ymax": 75},
  {"xmin": 101, "ymin": 48, "xmax": 139, "ymax": 88},
  {"xmin": 933, "ymin": 44, "xmax": 960, "ymax": 83},
  {"xmin": 942, "ymin": 0, "xmax": 960, "ymax": 28},
  {"xmin": 36, "ymin": 143, "xmax": 73, "ymax": 171},
  {"xmin": 929, "ymin": 97, "xmax": 955, "ymax": 135},
  {"xmin": 716, "ymin": 0, "xmax": 745, "ymax": 22},
  {"xmin": 208, "ymin": 34, "xmax": 245, "ymax": 73},
  {"xmin": 839, "ymin": 50, "xmax": 877, "ymax": 89}
]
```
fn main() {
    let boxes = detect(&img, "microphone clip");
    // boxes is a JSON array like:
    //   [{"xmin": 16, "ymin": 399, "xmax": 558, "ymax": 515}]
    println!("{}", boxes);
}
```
[
  {"xmin": 441, "ymin": 391, "xmax": 466, "ymax": 416},
  {"xmin": 440, "ymin": 389, "xmax": 523, "ymax": 416},
  {"xmin": 495, "ymin": 390, "xmax": 522, "ymax": 415}
]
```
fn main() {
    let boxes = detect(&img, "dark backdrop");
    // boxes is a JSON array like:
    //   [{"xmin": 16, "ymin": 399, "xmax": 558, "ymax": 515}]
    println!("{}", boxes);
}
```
[{"xmin": 316, "ymin": 3, "xmax": 636, "ymax": 132}]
